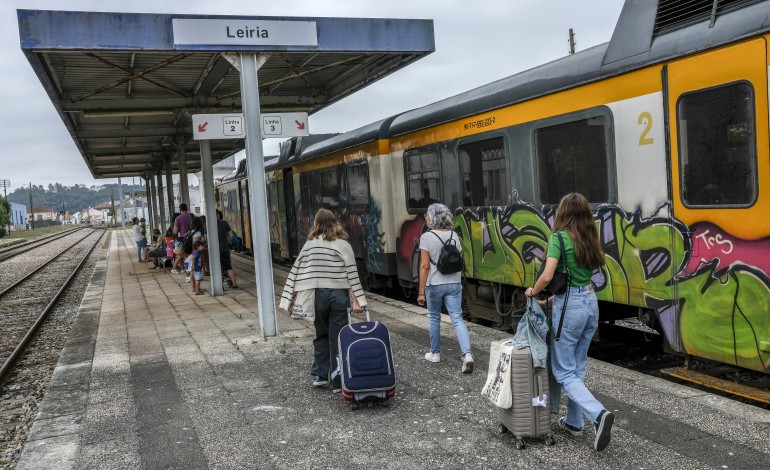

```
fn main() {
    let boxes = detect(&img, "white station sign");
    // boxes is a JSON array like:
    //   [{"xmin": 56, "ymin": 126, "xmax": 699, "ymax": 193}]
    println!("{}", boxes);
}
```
[
  {"xmin": 172, "ymin": 19, "xmax": 318, "ymax": 46},
  {"xmin": 192, "ymin": 114, "xmax": 245, "ymax": 140},
  {"xmin": 192, "ymin": 112, "xmax": 310, "ymax": 140},
  {"xmin": 261, "ymin": 113, "xmax": 310, "ymax": 137}
]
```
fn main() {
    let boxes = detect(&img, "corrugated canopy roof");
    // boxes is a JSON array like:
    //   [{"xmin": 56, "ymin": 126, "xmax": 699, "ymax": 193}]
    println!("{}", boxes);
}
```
[{"xmin": 17, "ymin": 9, "xmax": 434, "ymax": 179}]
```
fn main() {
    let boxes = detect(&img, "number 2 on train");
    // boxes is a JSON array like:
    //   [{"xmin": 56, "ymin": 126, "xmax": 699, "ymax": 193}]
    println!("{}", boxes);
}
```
[{"xmin": 638, "ymin": 111, "xmax": 654, "ymax": 145}]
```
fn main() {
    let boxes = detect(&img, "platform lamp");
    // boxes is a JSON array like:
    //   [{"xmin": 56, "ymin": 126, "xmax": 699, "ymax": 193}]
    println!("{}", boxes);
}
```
[{"xmin": 0, "ymin": 179, "xmax": 10, "ymax": 237}]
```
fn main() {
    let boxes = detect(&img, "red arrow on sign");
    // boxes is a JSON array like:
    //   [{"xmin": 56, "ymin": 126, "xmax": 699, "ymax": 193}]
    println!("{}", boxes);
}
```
[
  {"xmin": 295, "ymin": 120, "xmax": 305, "ymax": 130},
  {"xmin": 198, "ymin": 122, "xmax": 208, "ymax": 133}
]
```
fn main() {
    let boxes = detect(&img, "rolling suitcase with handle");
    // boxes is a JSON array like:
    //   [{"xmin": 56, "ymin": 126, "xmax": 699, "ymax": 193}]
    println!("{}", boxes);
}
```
[
  {"xmin": 336, "ymin": 308, "xmax": 396, "ymax": 409},
  {"xmin": 498, "ymin": 345, "xmax": 554, "ymax": 449}
]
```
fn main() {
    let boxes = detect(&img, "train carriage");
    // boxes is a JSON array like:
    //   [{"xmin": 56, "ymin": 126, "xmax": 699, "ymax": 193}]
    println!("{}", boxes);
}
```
[
  {"xmin": 226, "ymin": 0, "xmax": 770, "ymax": 374},
  {"xmin": 385, "ymin": 0, "xmax": 770, "ymax": 372}
]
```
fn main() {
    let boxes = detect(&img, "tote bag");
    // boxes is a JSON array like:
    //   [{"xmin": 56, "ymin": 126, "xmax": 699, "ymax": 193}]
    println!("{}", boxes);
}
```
[
  {"xmin": 481, "ymin": 340, "xmax": 514, "ymax": 409},
  {"xmin": 290, "ymin": 289, "xmax": 316, "ymax": 320}
]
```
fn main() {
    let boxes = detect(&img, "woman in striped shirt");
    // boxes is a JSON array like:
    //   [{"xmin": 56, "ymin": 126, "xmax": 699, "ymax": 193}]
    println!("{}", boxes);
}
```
[{"xmin": 279, "ymin": 208, "xmax": 366, "ymax": 392}]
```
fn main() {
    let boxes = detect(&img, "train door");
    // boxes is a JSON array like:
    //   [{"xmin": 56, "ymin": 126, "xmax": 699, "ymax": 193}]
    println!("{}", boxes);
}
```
[
  {"xmin": 283, "ymin": 169, "xmax": 298, "ymax": 257},
  {"xmin": 665, "ymin": 38, "xmax": 770, "ymax": 370}
]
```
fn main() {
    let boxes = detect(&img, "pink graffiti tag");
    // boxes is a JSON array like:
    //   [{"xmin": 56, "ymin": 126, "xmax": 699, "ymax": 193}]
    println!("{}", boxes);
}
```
[{"xmin": 681, "ymin": 222, "xmax": 770, "ymax": 276}]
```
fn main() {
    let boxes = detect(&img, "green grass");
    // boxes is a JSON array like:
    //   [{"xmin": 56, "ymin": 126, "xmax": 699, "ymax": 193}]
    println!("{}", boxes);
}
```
[{"xmin": 1, "ymin": 224, "xmax": 77, "ymax": 245}]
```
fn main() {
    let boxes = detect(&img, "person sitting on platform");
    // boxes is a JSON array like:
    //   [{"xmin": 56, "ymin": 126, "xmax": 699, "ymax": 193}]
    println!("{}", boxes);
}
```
[{"xmin": 146, "ymin": 229, "xmax": 165, "ymax": 270}]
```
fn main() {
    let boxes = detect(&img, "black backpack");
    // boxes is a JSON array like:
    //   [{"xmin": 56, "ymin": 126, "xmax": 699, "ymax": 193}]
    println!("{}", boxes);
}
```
[
  {"xmin": 181, "ymin": 231, "xmax": 195, "ymax": 255},
  {"xmin": 430, "ymin": 231, "xmax": 464, "ymax": 275}
]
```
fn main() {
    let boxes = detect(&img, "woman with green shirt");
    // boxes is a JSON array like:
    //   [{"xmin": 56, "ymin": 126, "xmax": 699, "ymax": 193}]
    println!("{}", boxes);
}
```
[{"xmin": 525, "ymin": 192, "xmax": 615, "ymax": 452}]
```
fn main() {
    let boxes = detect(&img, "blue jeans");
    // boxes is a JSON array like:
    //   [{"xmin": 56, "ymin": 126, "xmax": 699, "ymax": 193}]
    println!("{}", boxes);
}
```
[
  {"xmin": 550, "ymin": 285, "xmax": 603, "ymax": 429},
  {"xmin": 311, "ymin": 288, "xmax": 350, "ymax": 384},
  {"xmin": 135, "ymin": 239, "xmax": 146, "ymax": 261},
  {"xmin": 425, "ymin": 283, "xmax": 471, "ymax": 356}
]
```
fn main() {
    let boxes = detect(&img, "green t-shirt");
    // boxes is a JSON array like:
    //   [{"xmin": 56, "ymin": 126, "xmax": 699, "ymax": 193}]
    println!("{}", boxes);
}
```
[{"xmin": 545, "ymin": 231, "xmax": 593, "ymax": 287}]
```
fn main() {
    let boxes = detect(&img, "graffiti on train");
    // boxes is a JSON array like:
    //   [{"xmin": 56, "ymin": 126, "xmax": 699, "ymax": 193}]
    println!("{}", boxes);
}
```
[{"xmin": 397, "ymin": 194, "xmax": 770, "ymax": 371}]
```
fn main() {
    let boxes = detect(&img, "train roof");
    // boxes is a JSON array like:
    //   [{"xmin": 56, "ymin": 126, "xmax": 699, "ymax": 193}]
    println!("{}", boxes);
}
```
[
  {"xmin": 300, "ymin": 116, "xmax": 401, "ymax": 160},
  {"xmin": 276, "ymin": 134, "xmax": 340, "ymax": 166},
  {"xmin": 220, "ymin": 154, "xmax": 278, "ymax": 182},
  {"xmin": 390, "ymin": 0, "xmax": 770, "ymax": 136}
]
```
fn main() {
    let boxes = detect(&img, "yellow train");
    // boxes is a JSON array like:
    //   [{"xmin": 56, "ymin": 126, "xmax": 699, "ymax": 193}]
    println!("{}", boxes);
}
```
[{"xmin": 257, "ymin": 1, "xmax": 770, "ymax": 372}]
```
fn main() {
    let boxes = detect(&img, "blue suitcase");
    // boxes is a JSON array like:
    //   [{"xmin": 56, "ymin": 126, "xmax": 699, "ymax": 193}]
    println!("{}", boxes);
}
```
[{"xmin": 336, "ymin": 309, "xmax": 396, "ymax": 408}]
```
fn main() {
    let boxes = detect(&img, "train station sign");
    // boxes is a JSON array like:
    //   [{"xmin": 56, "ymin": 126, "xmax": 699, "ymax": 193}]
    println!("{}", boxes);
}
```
[
  {"xmin": 261, "ymin": 113, "xmax": 310, "ymax": 137},
  {"xmin": 172, "ymin": 19, "xmax": 318, "ymax": 46},
  {"xmin": 192, "ymin": 113, "xmax": 310, "ymax": 140},
  {"xmin": 192, "ymin": 114, "xmax": 245, "ymax": 140}
]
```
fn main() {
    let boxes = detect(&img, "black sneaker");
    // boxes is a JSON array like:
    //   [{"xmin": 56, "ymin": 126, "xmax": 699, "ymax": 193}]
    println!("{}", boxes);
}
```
[
  {"xmin": 594, "ymin": 409, "xmax": 614, "ymax": 451},
  {"xmin": 558, "ymin": 416, "xmax": 582, "ymax": 436},
  {"xmin": 312, "ymin": 376, "xmax": 329, "ymax": 388}
]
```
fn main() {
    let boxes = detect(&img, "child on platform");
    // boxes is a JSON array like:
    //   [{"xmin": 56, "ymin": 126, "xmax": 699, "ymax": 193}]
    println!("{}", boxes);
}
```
[{"xmin": 192, "ymin": 240, "xmax": 204, "ymax": 295}]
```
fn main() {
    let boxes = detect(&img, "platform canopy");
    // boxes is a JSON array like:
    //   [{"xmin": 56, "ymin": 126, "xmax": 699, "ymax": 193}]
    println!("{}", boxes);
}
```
[{"xmin": 17, "ymin": 10, "xmax": 434, "ymax": 178}]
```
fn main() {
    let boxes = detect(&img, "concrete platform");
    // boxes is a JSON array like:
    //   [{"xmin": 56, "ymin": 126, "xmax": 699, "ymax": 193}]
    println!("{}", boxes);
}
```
[{"xmin": 16, "ymin": 230, "xmax": 770, "ymax": 469}]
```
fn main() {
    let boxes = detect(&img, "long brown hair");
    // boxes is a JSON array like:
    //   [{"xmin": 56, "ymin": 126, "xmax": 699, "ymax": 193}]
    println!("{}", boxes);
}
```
[
  {"xmin": 551, "ymin": 193, "xmax": 604, "ymax": 269},
  {"xmin": 306, "ymin": 208, "xmax": 348, "ymax": 241}
]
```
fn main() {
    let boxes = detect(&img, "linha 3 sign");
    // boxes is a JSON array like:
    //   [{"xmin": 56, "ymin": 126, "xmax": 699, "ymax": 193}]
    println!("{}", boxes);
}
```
[{"xmin": 172, "ymin": 19, "xmax": 317, "ymax": 46}]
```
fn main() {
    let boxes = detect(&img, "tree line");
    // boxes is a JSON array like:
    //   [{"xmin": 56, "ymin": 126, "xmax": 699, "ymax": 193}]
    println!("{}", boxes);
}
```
[{"xmin": 4, "ymin": 183, "xmax": 144, "ymax": 214}]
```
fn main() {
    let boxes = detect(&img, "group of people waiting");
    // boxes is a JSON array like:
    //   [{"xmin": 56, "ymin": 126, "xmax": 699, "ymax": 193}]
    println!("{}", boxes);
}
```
[
  {"xmin": 279, "ymin": 193, "xmax": 614, "ymax": 452},
  {"xmin": 131, "ymin": 203, "xmax": 239, "ymax": 295}
]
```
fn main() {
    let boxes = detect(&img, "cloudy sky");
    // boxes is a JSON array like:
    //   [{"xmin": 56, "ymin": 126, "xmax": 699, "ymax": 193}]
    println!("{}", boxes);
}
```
[{"xmin": 1, "ymin": 0, "xmax": 625, "ymax": 192}]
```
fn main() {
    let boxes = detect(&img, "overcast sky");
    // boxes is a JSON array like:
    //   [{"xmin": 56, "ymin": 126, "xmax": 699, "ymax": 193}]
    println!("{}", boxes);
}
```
[{"xmin": 1, "ymin": 0, "xmax": 625, "ymax": 192}]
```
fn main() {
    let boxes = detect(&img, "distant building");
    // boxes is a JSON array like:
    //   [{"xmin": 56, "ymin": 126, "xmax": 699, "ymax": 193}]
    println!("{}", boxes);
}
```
[
  {"xmin": 9, "ymin": 202, "xmax": 27, "ymax": 231},
  {"xmin": 31, "ymin": 206, "xmax": 56, "ymax": 221}
]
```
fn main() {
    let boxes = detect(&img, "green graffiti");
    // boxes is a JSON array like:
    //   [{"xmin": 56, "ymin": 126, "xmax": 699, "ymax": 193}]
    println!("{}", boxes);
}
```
[{"xmin": 678, "ymin": 266, "xmax": 770, "ymax": 370}]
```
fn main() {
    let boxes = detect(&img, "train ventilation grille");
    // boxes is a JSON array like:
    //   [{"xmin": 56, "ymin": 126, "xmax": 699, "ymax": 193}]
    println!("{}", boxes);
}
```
[
  {"xmin": 653, "ymin": 0, "xmax": 763, "ymax": 37},
  {"xmin": 287, "ymin": 138, "xmax": 298, "ymax": 158}
]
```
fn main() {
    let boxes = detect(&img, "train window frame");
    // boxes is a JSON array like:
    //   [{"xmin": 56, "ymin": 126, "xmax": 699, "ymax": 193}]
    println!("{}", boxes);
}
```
[
  {"xmin": 676, "ymin": 80, "xmax": 758, "ymax": 209},
  {"xmin": 319, "ymin": 167, "xmax": 341, "ymax": 208},
  {"xmin": 404, "ymin": 144, "xmax": 443, "ymax": 214},
  {"xmin": 532, "ymin": 107, "xmax": 617, "ymax": 206},
  {"xmin": 457, "ymin": 133, "xmax": 509, "ymax": 207},
  {"xmin": 345, "ymin": 162, "xmax": 370, "ymax": 212}
]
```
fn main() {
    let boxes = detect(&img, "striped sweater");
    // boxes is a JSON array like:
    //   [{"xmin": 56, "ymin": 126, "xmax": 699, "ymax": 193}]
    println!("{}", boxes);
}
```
[{"xmin": 278, "ymin": 237, "xmax": 367, "ymax": 310}]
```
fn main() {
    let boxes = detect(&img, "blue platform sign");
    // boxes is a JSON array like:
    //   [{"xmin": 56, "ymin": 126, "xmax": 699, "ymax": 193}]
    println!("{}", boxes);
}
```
[{"xmin": 172, "ymin": 19, "xmax": 318, "ymax": 46}]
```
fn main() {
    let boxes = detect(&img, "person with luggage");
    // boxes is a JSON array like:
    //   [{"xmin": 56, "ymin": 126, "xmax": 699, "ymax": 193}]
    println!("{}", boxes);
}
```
[
  {"xmin": 278, "ymin": 208, "xmax": 367, "ymax": 392},
  {"xmin": 525, "ymin": 192, "xmax": 614, "ymax": 452},
  {"xmin": 416, "ymin": 203, "xmax": 474, "ymax": 374}
]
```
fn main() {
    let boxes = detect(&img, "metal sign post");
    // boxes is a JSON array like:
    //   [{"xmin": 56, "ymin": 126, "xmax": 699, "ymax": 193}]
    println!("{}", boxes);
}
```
[
  {"xmin": 240, "ymin": 52, "xmax": 278, "ymax": 338},
  {"xmin": 198, "ymin": 140, "xmax": 223, "ymax": 296},
  {"xmin": 0, "ymin": 179, "xmax": 10, "ymax": 236}
]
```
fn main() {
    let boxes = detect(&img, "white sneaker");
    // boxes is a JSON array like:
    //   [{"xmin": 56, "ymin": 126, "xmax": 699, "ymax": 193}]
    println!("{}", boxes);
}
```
[
  {"xmin": 462, "ymin": 353, "xmax": 474, "ymax": 374},
  {"xmin": 424, "ymin": 352, "xmax": 441, "ymax": 363},
  {"xmin": 185, "ymin": 277, "xmax": 191, "ymax": 283},
  {"xmin": 171, "ymin": 269, "xmax": 180, "ymax": 274}
]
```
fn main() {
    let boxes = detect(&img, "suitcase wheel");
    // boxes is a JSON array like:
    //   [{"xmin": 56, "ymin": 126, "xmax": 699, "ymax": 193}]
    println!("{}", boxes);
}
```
[
  {"xmin": 515, "ymin": 439, "xmax": 525, "ymax": 450},
  {"xmin": 498, "ymin": 424, "xmax": 508, "ymax": 434},
  {"xmin": 544, "ymin": 435, "xmax": 555, "ymax": 446}
]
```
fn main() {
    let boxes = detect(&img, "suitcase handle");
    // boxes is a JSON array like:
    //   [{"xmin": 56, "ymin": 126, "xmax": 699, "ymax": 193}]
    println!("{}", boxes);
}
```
[{"xmin": 347, "ymin": 306, "xmax": 370, "ymax": 324}]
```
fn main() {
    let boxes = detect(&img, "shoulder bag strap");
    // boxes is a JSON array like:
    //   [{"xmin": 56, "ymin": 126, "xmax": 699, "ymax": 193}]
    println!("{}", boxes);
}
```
[{"xmin": 553, "ymin": 231, "xmax": 571, "ymax": 341}]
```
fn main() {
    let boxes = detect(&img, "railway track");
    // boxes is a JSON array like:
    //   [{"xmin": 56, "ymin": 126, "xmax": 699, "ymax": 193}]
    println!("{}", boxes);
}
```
[
  {"xmin": 0, "ymin": 227, "xmax": 84, "ymax": 263},
  {"xmin": 0, "ymin": 228, "xmax": 105, "ymax": 386}
]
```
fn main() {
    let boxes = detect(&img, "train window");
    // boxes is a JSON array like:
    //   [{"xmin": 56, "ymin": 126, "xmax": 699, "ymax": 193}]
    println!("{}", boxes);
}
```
[
  {"xmin": 320, "ymin": 168, "xmax": 340, "ymax": 207},
  {"xmin": 300, "ymin": 172, "xmax": 315, "ymax": 214},
  {"xmin": 346, "ymin": 163, "xmax": 370, "ymax": 210},
  {"xmin": 677, "ymin": 82, "xmax": 757, "ymax": 207},
  {"xmin": 535, "ymin": 116, "xmax": 610, "ymax": 204},
  {"xmin": 459, "ymin": 137, "xmax": 508, "ymax": 206},
  {"xmin": 404, "ymin": 146, "xmax": 442, "ymax": 212}
]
